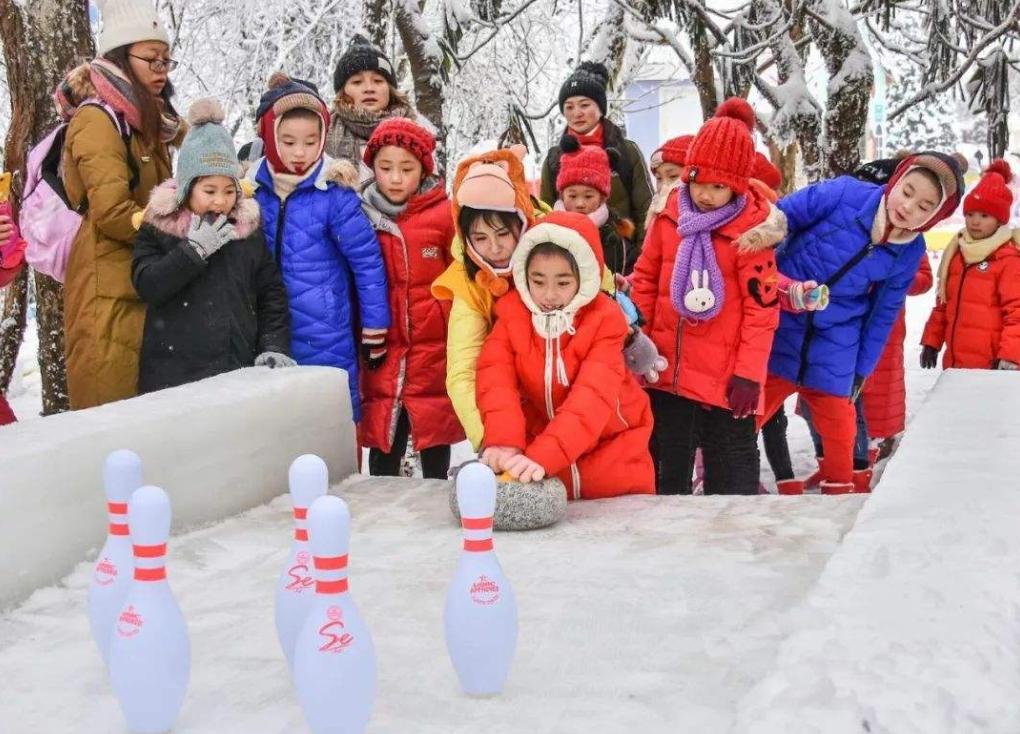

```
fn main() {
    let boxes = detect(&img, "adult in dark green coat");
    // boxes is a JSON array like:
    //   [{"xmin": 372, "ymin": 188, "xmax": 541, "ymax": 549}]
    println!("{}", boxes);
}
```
[{"xmin": 540, "ymin": 62, "xmax": 655, "ymax": 245}]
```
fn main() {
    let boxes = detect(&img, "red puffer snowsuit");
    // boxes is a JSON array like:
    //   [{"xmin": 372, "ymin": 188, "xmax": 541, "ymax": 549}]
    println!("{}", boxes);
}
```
[
  {"xmin": 861, "ymin": 255, "xmax": 932, "ymax": 438},
  {"xmin": 921, "ymin": 238, "xmax": 1020, "ymax": 369},
  {"xmin": 629, "ymin": 184, "xmax": 783, "ymax": 413},
  {"xmin": 476, "ymin": 211, "xmax": 655, "ymax": 500},
  {"xmin": 359, "ymin": 182, "xmax": 465, "ymax": 452}
]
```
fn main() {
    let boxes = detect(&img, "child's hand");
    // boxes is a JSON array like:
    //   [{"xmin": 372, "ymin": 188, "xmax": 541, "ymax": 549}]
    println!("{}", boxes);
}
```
[
  {"xmin": 920, "ymin": 346, "xmax": 939, "ymax": 369},
  {"xmin": 996, "ymin": 359, "xmax": 1018, "ymax": 370},
  {"xmin": 0, "ymin": 215, "xmax": 13, "ymax": 245},
  {"xmin": 614, "ymin": 273, "xmax": 631, "ymax": 295},
  {"xmin": 187, "ymin": 214, "xmax": 236, "ymax": 259},
  {"xmin": 480, "ymin": 446, "xmax": 520, "ymax": 473},
  {"xmin": 503, "ymin": 454, "xmax": 546, "ymax": 483},
  {"xmin": 360, "ymin": 328, "xmax": 388, "ymax": 370},
  {"xmin": 786, "ymin": 280, "xmax": 830, "ymax": 312},
  {"xmin": 255, "ymin": 351, "xmax": 296, "ymax": 368}
]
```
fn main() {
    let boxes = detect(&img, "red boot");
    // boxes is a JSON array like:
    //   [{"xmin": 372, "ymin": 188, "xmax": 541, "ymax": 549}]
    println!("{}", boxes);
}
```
[
  {"xmin": 776, "ymin": 479, "xmax": 805, "ymax": 495},
  {"xmin": 820, "ymin": 480, "xmax": 855, "ymax": 495},
  {"xmin": 804, "ymin": 459, "xmax": 825, "ymax": 490},
  {"xmin": 851, "ymin": 468, "xmax": 873, "ymax": 493}
]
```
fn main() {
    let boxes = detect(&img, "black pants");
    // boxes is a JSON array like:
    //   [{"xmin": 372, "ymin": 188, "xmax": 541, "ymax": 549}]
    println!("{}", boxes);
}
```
[
  {"xmin": 368, "ymin": 408, "xmax": 451, "ymax": 480},
  {"xmin": 761, "ymin": 406, "xmax": 794, "ymax": 481},
  {"xmin": 648, "ymin": 390, "xmax": 760, "ymax": 495}
]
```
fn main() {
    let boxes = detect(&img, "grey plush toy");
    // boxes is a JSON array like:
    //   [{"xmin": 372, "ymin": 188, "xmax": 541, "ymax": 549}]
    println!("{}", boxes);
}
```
[
  {"xmin": 624, "ymin": 330, "xmax": 668, "ymax": 383},
  {"xmin": 448, "ymin": 468, "xmax": 567, "ymax": 530}
]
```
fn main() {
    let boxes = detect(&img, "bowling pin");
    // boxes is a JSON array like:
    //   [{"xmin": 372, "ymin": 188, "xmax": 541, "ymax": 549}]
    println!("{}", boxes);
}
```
[
  {"xmin": 444, "ymin": 462, "xmax": 518, "ymax": 696},
  {"xmin": 275, "ymin": 454, "xmax": 329, "ymax": 670},
  {"xmin": 293, "ymin": 495, "xmax": 376, "ymax": 734},
  {"xmin": 88, "ymin": 449, "xmax": 143, "ymax": 667},
  {"xmin": 108, "ymin": 486, "xmax": 190, "ymax": 734}
]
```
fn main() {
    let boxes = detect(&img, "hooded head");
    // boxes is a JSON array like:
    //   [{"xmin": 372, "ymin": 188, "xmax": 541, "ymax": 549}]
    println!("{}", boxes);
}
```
[
  {"xmin": 452, "ymin": 145, "xmax": 537, "ymax": 296},
  {"xmin": 256, "ymin": 72, "xmax": 331, "ymax": 175},
  {"xmin": 884, "ymin": 151, "xmax": 965, "ymax": 233}
]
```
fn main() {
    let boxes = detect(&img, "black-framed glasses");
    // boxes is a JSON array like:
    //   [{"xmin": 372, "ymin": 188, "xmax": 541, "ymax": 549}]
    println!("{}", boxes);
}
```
[{"xmin": 129, "ymin": 54, "xmax": 179, "ymax": 73}]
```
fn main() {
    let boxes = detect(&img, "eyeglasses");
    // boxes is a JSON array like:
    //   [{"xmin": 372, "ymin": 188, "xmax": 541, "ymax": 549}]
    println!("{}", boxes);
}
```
[{"xmin": 129, "ymin": 54, "xmax": 179, "ymax": 73}]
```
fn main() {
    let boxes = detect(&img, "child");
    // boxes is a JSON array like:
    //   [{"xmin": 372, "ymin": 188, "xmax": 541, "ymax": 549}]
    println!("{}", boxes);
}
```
[
  {"xmin": 248, "ymin": 73, "xmax": 390, "ymax": 422},
  {"xmin": 630, "ymin": 98, "xmax": 788, "ymax": 495},
  {"xmin": 476, "ymin": 211, "xmax": 654, "ymax": 499},
  {"xmin": 555, "ymin": 136, "xmax": 638, "ymax": 275},
  {"xmin": 646, "ymin": 135, "xmax": 692, "ymax": 231},
  {"xmin": 132, "ymin": 99, "xmax": 291, "ymax": 394},
  {"xmin": 921, "ymin": 159, "xmax": 1020, "ymax": 370},
  {"xmin": 761, "ymin": 151, "xmax": 964, "ymax": 494},
  {"xmin": 358, "ymin": 118, "xmax": 464, "ymax": 478}
]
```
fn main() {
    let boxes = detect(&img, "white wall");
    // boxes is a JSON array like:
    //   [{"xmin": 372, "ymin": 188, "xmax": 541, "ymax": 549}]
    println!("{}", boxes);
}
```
[{"xmin": 0, "ymin": 367, "xmax": 357, "ymax": 609}]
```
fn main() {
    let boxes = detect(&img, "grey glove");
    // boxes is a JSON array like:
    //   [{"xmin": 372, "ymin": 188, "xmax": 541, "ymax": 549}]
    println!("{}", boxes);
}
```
[
  {"xmin": 996, "ymin": 359, "xmax": 1019, "ymax": 371},
  {"xmin": 624, "ymin": 330, "xmax": 668, "ymax": 383},
  {"xmin": 187, "ymin": 214, "xmax": 236, "ymax": 259},
  {"xmin": 255, "ymin": 351, "xmax": 296, "ymax": 369}
]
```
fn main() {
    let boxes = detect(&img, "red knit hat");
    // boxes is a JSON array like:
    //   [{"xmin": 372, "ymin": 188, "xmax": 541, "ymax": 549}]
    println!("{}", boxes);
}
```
[
  {"xmin": 364, "ymin": 118, "xmax": 436, "ymax": 176},
  {"xmin": 556, "ymin": 135, "xmax": 612, "ymax": 197},
  {"xmin": 964, "ymin": 159, "xmax": 1014, "ymax": 224},
  {"xmin": 682, "ymin": 98, "xmax": 756, "ymax": 195},
  {"xmin": 651, "ymin": 134, "xmax": 694, "ymax": 171},
  {"xmin": 752, "ymin": 152, "xmax": 782, "ymax": 192}
]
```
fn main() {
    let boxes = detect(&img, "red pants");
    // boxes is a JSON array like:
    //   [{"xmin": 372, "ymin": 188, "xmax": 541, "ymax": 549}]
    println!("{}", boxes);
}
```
[
  {"xmin": 0, "ymin": 394, "xmax": 16, "ymax": 426},
  {"xmin": 758, "ymin": 374, "xmax": 856, "ymax": 484}
]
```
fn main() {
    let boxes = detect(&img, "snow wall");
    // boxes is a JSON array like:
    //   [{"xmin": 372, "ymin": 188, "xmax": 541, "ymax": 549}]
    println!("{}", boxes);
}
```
[
  {"xmin": 733, "ymin": 369, "xmax": 1020, "ymax": 734},
  {"xmin": 0, "ymin": 367, "xmax": 357, "ymax": 609}
]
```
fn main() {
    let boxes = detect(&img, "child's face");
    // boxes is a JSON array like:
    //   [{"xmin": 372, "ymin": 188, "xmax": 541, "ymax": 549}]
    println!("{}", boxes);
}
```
[
  {"xmin": 343, "ymin": 71, "xmax": 391, "ymax": 113},
  {"xmin": 277, "ymin": 116, "xmax": 322, "ymax": 173},
  {"xmin": 965, "ymin": 210, "xmax": 1000, "ymax": 240},
  {"xmin": 886, "ymin": 171, "xmax": 941, "ymax": 230},
  {"xmin": 689, "ymin": 181, "xmax": 735, "ymax": 212},
  {"xmin": 654, "ymin": 163, "xmax": 684, "ymax": 190},
  {"xmin": 373, "ymin": 146, "xmax": 423, "ymax": 205},
  {"xmin": 188, "ymin": 175, "xmax": 238, "ymax": 218},
  {"xmin": 562, "ymin": 96, "xmax": 601, "ymax": 135},
  {"xmin": 468, "ymin": 216, "xmax": 518, "ymax": 269},
  {"xmin": 561, "ymin": 185, "xmax": 605, "ymax": 215},
  {"xmin": 527, "ymin": 252, "xmax": 580, "ymax": 312}
]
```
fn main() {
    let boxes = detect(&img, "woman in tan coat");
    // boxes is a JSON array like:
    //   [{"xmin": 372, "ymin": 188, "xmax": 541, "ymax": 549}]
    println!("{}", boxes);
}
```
[{"xmin": 58, "ymin": 2, "xmax": 184, "ymax": 409}]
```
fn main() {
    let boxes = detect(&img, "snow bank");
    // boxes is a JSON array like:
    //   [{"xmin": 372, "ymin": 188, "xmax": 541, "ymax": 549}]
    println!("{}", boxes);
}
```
[
  {"xmin": 733, "ymin": 369, "xmax": 1020, "ymax": 734},
  {"xmin": 0, "ymin": 367, "xmax": 357, "ymax": 608}
]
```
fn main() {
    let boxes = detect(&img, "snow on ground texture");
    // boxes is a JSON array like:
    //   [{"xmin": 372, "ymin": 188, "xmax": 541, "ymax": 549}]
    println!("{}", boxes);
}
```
[
  {"xmin": 733, "ymin": 369, "xmax": 1020, "ymax": 734},
  {"xmin": 0, "ymin": 479, "xmax": 863, "ymax": 734}
]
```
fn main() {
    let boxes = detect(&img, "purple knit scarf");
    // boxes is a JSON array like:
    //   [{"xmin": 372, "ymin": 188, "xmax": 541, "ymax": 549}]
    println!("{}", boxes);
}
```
[{"xmin": 670, "ymin": 185, "xmax": 746, "ymax": 321}]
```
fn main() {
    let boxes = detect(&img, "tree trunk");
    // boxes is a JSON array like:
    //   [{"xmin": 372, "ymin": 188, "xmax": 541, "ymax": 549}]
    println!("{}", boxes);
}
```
[
  {"xmin": 0, "ymin": 0, "xmax": 94, "ymax": 414},
  {"xmin": 362, "ymin": 0, "xmax": 391, "ymax": 49},
  {"xmin": 394, "ymin": 4, "xmax": 447, "ymax": 171}
]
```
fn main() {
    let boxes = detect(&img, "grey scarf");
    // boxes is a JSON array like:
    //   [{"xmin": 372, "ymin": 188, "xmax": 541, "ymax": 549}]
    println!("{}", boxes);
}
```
[
  {"xmin": 362, "ymin": 181, "xmax": 408, "ymax": 219},
  {"xmin": 325, "ymin": 101, "xmax": 415, "ymax": 167}
]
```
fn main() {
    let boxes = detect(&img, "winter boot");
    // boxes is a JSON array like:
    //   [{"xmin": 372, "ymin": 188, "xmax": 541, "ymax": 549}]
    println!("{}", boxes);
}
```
[
  {"xmin": 776, "ymin": 479, "xmax": 805, "ymax": 495},
  {"xmin": 867, "ymin": 446, "xmax": 880, "ymax": 466},
  {"xmin": 820, "ymin": 480, "xmax": 856, "ymax": 495},
  {"xmin": 851, "ymin": 468, "xmax": 873, "ymax": 493},
  {"xmin": 692, "ymin": 449, "xmax": 705, "ymax": 495},
  {"xmin": 804, "ymin": 459, "xmax": 825, "ymax": 490}
]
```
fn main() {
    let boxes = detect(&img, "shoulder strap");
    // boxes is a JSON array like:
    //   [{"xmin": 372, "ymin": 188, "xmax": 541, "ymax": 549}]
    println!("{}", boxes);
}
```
[{"xmin": 823, "ymin": 242, "xmax": 875, "ymax": 289}]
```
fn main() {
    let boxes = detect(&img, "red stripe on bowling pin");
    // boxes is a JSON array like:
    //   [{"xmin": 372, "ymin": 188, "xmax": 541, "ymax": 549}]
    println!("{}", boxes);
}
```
[
  {"xmin": 313, "ymin": 555, "xmax": 349, "ymax": 594},
  {"xmin": 108, "ymin": 501, "xmax": 129, "ymax": 536},
  {"xmin": 132, "ymin": 544, "xmax": 167, "ymax": 582},
  {"xmin": 461, "ymin": 516, "xmax": 494, "ymax": 552},
  {"xmin": 294, "ymin": 507, "xmax": 309, "ymax": 541}
]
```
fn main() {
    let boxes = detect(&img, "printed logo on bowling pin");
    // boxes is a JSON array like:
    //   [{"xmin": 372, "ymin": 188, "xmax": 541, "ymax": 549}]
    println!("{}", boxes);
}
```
[
  {"xmin": 116, "ymin": 605, "xmax": 143, "ymax": 637},
  {"xmin": 470, "ymin": 575, "xmax": 501, "ymax": 606},
  {"xmin": 285, "ymin": 551, "xmax": 314, "ymax": 593},
  {"xmin": 94, "ymin": 557, "xmax": 119, "ymax": 586},
  {"xmin": 318, "ymin": 606, "xmax": 355, "ymax": 654}
]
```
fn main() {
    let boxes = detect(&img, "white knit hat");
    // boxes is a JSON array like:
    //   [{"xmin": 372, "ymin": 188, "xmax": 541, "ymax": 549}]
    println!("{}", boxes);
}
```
[{"xmin": 96, "ymin": 0, "xmax": 170, "ymax": 56}]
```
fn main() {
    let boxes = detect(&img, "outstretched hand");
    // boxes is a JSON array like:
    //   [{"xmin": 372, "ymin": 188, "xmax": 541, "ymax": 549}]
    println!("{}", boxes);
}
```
[
  {"xmin": 502, "ymin": 453, "xmax": 546, "ymax": 483},
  {"xmin": 480, "ymin": 446, "xmax": 521, "ymax": 473}
]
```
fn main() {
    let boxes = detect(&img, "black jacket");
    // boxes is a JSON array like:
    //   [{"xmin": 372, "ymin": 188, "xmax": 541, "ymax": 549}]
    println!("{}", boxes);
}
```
[{"xmin": 132, "ymin": 183, "xmax": 290, "ymax": 394}]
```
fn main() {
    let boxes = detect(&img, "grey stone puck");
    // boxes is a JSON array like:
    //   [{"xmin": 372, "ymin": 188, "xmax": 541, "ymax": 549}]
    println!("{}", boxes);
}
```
[{"xmin": 448, "ymin": 475, "xmax": 568, "ymax": 530}]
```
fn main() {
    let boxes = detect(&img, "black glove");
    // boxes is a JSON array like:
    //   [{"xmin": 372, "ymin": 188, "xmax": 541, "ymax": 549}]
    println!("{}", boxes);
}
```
[
  {"xmin": 920, "ymin": 346, "xmax": 939, "ymax": 369},
  {"xmin": 850, "ymin": 374, "xmax": 866, "ymax": 402}
]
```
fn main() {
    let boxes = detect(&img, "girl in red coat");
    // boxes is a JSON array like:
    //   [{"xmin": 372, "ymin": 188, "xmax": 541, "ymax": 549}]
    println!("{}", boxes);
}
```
[
  {"xmin": 629, "ymin": 98, "xmax": 787, "ymax": 495},
  {"xmin": 476, "ymin": 210, "xmax": 655, "ymax": 500},
  {"xmin": 359, "ymin": 119, "xmax": 465, "ymax": 478},
  {"xmin": 922, "ymin": 160, "xmax": 1020, "ymax": 372}
]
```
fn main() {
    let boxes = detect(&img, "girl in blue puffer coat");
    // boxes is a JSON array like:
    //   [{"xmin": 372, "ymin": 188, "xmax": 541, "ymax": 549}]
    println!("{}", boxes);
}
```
[
  {"xmin": 758, "ymin": 152, "xmax": 964, "ymax": 494},
  {"xmin": 249, "ymin": 73, "xmax": 390, "ymax": 421}
]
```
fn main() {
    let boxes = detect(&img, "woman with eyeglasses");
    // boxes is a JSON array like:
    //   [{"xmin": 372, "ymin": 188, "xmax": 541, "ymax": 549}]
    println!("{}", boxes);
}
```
[{"xmin": 56, "ymin": 0, "xmax": 185, "ymax": 409}]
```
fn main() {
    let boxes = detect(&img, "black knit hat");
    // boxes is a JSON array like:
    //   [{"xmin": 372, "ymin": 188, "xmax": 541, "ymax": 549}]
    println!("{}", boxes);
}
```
[
  {"xmin": 558, "ymin": 61, "xmax": 610, "ymax": 116},
  {"xmin": 333, "ymin": 33, "xmax": 397, "ymax": 93}
]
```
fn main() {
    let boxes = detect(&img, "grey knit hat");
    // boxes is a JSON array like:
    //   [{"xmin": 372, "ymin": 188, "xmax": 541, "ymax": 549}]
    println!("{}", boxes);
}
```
[{"xmin": 175, "ymin": 98, "xmax": 241, "ymax": 205}]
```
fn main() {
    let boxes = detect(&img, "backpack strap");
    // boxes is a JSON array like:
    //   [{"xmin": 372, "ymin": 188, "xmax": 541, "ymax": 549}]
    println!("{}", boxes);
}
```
[{"xmin": 77, "ymin": 100, "xmax": 141, "ymax": 202}]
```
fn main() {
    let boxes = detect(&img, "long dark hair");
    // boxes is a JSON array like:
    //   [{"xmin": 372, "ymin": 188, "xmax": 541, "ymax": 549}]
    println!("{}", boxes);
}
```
[{"xmin": 103, "ymin": 45, "xmax": 178, "ymax": 146}]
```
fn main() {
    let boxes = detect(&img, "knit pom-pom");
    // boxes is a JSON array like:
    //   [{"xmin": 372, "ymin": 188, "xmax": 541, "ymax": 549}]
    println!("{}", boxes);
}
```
[
  {"xmin": 986, "ymin": 158, "xmax": 1013, "ymax": 184},
  {"xmin": 560, "ymin": 134, "xmax": 581, "ymax": 154},
  {"xmin": 187, "ymin": 98, "xmax": 225, "ymax": 127},
  {"xmin": 267, "ymin": 71, "xmax": 291, "ymax": 90},
  {"xmin": 715, "ymin": 97, "xmax": 756, "ymax": 131},
  {"xmin": 576, "ymin": 61, "xmax": 610, "ymax": 85}
]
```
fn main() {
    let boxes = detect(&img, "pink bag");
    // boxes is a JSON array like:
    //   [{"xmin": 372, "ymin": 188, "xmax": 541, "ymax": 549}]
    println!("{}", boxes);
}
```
[{"xmin": 0, "ymin": 197, "xmax": 26, "ymax": 289}]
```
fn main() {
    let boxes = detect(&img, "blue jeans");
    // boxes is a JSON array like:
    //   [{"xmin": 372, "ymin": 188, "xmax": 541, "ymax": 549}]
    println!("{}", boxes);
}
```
[{"xmin": 801, "ymin": 396, "xmax": 870, "ymax": 470}]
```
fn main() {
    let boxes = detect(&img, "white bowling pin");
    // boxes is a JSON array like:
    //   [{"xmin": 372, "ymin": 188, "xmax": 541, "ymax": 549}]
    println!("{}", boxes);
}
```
[
  {"xmin": 88, "ymin": 450, "xmax": 143, "ymax": 667},
  {"xmin": 293, "ymin": 495, "xmax": 376, "ymax": 734},
  {"xmin": 275, "ymin": 454, "xmax": 329, "ymax": 670},
  {"xmin": 108, "ymin": 486, "xmax": 190, "ymax": 734},
  {"xmin": 444, "ymin": 462, "xmax": 518, "ymax": 696}
]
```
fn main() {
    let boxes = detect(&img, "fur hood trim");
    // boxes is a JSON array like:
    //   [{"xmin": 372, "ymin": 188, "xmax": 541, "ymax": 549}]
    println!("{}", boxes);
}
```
[
  {"xmin": 143, "ymin": 179, "xmax": 261, "ymax": 239},
  {"xmin": 247, "ymin": 154, "xmax": 359, "ymax": 193},
  {"xmin": 735, "ymin": 203, "xmax": 788, "ymax": 253}
]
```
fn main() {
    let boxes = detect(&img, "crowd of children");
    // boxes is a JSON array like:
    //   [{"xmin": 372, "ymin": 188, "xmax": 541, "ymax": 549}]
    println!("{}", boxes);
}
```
[{"xmin": 1, "ymin": 0, "xmax": 1017, "ymax": 500}]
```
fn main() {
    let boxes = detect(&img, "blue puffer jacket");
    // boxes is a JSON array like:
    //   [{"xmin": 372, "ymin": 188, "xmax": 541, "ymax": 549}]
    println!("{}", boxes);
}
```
[
  {"xmin": 770, "ymin": 176, "xmax": 926, "ymax": 397},
  {"xmin": 251, "ymin": 157, "xmax": 390, "ymax": 419}
]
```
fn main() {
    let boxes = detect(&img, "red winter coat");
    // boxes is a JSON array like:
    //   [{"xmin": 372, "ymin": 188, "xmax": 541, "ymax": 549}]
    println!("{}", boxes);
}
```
[
  {"xmin": 861, "ymin": 256, "xmax": 932, "ymax": 439},
  {"xmin": 921, "ymin": 240, "xmax": 1020, "ymax": 369},
  {"xmin": 629, "ymin": 185, "xmax": 783, "ymax": 413},
  {"xmin": 359, "ymin": 182, "xmax": 465, "ymax": 452},
  {"xmin": 477, "ymin": 211, "xmax": 655, "ymax": 500},
  {"xmin": 0, "ymin": 393, "xmax": 15, "ymax": 426}
]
